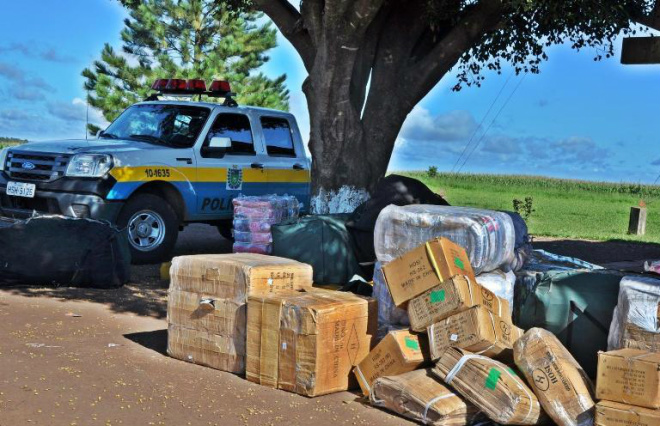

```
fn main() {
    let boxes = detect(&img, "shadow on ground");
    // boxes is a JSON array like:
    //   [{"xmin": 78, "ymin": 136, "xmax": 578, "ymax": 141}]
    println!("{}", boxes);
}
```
[
  {"xmin": 124, "ymin": 329, "xmax": 168, "ymax": 355},
  {"xmin": 0, "ymin": 224, "xmax": 232, "ymax": 319},
  {"xmin": 533, "ymin": 237, "xmax": 660, "ymax": 264}
]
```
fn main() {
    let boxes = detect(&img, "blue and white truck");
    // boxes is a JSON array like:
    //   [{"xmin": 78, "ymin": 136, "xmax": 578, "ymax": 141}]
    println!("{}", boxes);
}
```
[{"xmin": 0, "ymin": 79, "xmax": 311, "ymax": 263}]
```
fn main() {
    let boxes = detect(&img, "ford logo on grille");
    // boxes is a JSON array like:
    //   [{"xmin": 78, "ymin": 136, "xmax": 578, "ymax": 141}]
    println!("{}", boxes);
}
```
[{"xmin": 21, "ymin": 162, "xmax": 36, "ymax": 170}]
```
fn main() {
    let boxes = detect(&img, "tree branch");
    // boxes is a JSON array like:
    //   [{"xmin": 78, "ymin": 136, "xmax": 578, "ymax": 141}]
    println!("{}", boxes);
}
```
[
  {"xmin": 633, "ymin": 1, "xmax": 660, "ymax": 31},
  {"xmin": 405, "ymin": 0, "xmax": 507, "ymax": 106},
  {"xmin": 253, "ymin": 0, "xmax": 316, "ymax": 71}
]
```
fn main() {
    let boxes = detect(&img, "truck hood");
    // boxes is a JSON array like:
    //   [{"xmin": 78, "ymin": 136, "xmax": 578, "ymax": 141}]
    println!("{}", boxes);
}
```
[{"xmin": 9, "ymin": 139, "xmax": 168, "ymax": 155}]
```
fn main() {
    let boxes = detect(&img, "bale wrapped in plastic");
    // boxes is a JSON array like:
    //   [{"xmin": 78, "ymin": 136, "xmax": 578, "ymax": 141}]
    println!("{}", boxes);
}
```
[
  {"xmin": 232, "ymin": 195, "xmax": 300, "ymax": 255},
  {"xmin": 608, "ymin": 276, "xmax": 660, "ymax": 351},
  {"xmin": 476, "ymin": 269, "xmax": 516, "ymax": 314},
  {"xmin": 370, "ymin": 369, "xmax": 485, "ymax": 426},
  {"xmin": 374, "ymin": 205, "xmax": 521, "ymax": 274},
  {"xmin": 433, "ymin": 347, "xmax": 545, "ymax": 425},
  {"xmin": 514, "ymin": 328, "xmax": 596, "ymax": 426},
  {"xmin": 372, "ymin": 262, "xmax": 409, "ymax": 340}
]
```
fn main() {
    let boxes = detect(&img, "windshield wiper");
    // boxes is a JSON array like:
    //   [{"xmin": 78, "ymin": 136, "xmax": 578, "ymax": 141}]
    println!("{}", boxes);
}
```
[
  {"xmin": 129, "ymin": 134, "xmax": 170, "ymax": 146},
  {"xmin": 99, "ymin": 132, "xmax": 119, "ymax": 139}
]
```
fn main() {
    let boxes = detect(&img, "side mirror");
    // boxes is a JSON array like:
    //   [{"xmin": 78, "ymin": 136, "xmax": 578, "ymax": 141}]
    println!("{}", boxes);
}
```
[
  {"xmin": 209, "ymin": 137, "xmax": 231, "ymax": 149},
  {"xmin": 96, "ymin": 130, "xmax": 104, "ymax": 138}
]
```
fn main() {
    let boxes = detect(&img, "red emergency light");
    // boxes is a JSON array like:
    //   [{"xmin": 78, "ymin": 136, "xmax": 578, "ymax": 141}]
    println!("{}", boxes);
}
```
[
  {"xmin": 186, "ymin": 79, "xmax": 207, "ymax": 92},
  {"xmin": 165, "ymin": 79, "xmax": 187, "ymax": 91},
  {"xmin": 210, "ymin": 80, "xmax": 231, "ymax": 94},
  {"xmin": 151, "ymin": 79, "xmax": 169, "ymax": 91}
]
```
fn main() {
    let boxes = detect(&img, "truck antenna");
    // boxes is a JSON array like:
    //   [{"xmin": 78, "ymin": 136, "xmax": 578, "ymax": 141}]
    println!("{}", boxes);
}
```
[{"xmin": 85, "ymin": 90, "xmax": 90, "ymax": 141}]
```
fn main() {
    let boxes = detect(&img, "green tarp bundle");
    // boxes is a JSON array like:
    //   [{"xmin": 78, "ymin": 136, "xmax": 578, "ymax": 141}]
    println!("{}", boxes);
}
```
[
  {"xmin": 271, "ymin": 214, "xmax": 363, "ymax": 286},
  {"xmin": 516, "ymin": 269, "xmax": 626, "ymax": 378}
]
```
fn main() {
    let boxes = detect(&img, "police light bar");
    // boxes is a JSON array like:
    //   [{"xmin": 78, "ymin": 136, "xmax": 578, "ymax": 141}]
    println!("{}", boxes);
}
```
[
  {"xmin": 148, "ymin": 78, "xmax": 236, "ymax": 106},
  {"xmin": 151, "ymin": 79, "xmax": 232, "ymax": 97}
]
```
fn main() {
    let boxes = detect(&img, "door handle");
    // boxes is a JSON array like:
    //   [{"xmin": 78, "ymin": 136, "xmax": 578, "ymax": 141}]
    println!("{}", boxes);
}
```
[
  {"xmin": 293, "ymin": 163, "xmax": 305, "ymax": 170},
  {"xmin": 176, "ymin": 157, "xmax": 192, "ymax": 165},
  {"xmin": 251, "ymin": 163, "xmax": 264, "ymax": 169}
]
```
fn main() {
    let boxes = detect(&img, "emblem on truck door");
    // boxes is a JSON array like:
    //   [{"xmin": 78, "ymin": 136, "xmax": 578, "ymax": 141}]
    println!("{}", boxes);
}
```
[
  {"xmin": 21, "ymin": 162, "xmax": 36, "ymax": 170},
  {"xmin": 226, "ymin": 165, "xmax": 243, "ymax": 191}
]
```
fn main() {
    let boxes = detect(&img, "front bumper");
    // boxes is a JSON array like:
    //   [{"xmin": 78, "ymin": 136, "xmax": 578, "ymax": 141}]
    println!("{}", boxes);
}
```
[{"xmin": 0, "ymin": 172, "xmax": 123, "ymax": 223}]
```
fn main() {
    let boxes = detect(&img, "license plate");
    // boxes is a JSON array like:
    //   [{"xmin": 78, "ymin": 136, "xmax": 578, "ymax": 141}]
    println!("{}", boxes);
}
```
[{"xmin": 6, "ymin": 181, "xmax": 36, "ymax": 198}]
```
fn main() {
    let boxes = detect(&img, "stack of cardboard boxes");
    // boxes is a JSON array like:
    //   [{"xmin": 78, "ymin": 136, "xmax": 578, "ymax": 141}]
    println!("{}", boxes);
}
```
[
  {"xmin": 595, "ymin": 349, "xmax": 660, "ymax": 426},
  {"xmin": 358, "ymin": 237, "xmax": 599, "ymax": 426}
]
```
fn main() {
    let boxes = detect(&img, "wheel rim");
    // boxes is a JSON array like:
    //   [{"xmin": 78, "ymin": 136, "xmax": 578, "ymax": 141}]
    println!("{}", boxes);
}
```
[{"xmin": 127, "ymin": 210, "xmax": 166, "ymax": 252}]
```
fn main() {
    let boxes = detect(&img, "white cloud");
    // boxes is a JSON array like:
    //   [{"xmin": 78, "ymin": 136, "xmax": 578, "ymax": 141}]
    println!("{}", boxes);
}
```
[{"xmin": 400, "ymin": 107, "xmax": 478, "ymax": 143}]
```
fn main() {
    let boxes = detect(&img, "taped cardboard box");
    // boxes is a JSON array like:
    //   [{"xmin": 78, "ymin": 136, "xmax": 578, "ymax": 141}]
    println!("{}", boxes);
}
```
[
  {"xmin": 246, "ymin": 288, "xmax": 377, "ymax": 396},
  {"xmin": 596, "ymin": 349, "xmax": 660, "ymax": 409},
  {"xmin": 428, "ymin": 305, "xmax": 523, "ymax": 360},
  {"xmin": 370, "ymin": 369, "xmax": 485, "ymax": 426},
  {"xmin": 354, "ymin": 329, "xmax": 429, "ymax": 396},
  {"xmin": 514, "ymin": 328, "xmax": 595, "ymax": 426},
  {"xmin": 167, "ymin": 324, "xmax": 244, "ymax": 372},
  {"xmin": 595, "ymin": 400, "xmax": 660, "ymax": 426},
  {"xmin": 622, "ymin": 323, "xmax": 660, "ymax": 352},
  {"xmin": 167, "ymin": 254, "xmax": 313, "ymax": 374},
  {"xmin": 408, "ymin": 275, "xmax": 511, "ymax": 332},
  {"xmin": 381, "ymin": 237, "xmax": 476, "ymax": 307},
  {"xmin": 433, "ymin": 347, "xmax": 544, "ymax": 425}
]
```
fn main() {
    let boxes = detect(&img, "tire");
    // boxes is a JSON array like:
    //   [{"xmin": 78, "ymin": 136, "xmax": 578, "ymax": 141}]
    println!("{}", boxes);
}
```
[{"xmin": 117, "ymin": 194, "xmax": 179, "ymax": 264}]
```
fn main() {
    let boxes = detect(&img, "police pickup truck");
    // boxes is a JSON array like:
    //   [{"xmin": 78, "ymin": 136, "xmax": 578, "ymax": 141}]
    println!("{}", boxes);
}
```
[{"xmin": 0, "ymin": 79, "xmax": 311, "ymax": 263}]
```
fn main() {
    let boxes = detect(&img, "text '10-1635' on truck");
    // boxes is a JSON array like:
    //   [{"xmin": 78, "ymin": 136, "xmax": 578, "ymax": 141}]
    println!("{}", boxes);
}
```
[{"xmin": 0, "ymin": 78, "xmax": 311, "ymax": 264}]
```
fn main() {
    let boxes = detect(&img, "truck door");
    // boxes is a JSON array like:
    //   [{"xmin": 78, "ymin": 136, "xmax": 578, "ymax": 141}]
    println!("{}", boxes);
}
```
[
  {"xmin": 194, "ymin": 112, "xmax": 269, "ymax": 216},
  {"xmin": 258, "ymin": 115, "xmax": 311, "ymax": 209}
]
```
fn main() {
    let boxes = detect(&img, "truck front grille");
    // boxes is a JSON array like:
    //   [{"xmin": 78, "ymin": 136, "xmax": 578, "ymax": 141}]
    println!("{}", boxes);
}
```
[{"xmin": 5, "ymin": 151, "xmax": 71, "ymax": 182}]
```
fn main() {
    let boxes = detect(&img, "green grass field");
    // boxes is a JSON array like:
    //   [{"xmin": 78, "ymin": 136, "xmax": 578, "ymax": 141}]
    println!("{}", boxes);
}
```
[
  {"xmin": 0, "ymin": 137, "xmax": 26, "ymax": 149},
  {"xmin": 402, "ymin": 171, "xmax": 660, "ymax": 243}
]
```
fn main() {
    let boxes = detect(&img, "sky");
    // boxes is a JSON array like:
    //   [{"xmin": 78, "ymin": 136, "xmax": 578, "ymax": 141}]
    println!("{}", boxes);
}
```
[{"xmin": 0, "ymin": 1, "xmax": 658, "ymax": 184}]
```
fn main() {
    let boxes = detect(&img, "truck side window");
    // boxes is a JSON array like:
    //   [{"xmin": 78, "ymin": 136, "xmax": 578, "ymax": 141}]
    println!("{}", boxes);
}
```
[
  {"xmin": 261, "ymin": 116, "xmax": 296, "ymax": 157},
  {"xmin": 204, "ymin": 113, "xmax": 255, "ymax": 156}
]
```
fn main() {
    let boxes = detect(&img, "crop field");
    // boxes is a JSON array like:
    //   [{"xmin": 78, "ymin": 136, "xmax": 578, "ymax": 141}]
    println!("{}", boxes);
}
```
[
  {"xmin": 402, "ymin": 171, "xmax": 660, "ymax": 243},
  {"xmin": 0, "ymin": 137, "xmax": 26, "ymax": 149}
]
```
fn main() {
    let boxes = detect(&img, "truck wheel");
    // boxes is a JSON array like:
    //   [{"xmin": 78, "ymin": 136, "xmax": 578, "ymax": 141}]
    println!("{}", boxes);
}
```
[{"xmin": 117, "ymin": 194, "xmax": 179, "ymax": 264}]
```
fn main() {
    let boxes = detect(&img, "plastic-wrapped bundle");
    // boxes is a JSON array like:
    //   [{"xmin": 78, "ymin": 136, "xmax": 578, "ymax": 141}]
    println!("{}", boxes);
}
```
[
  {"xmin": 374, "ymin": 205, "xmax": 518, "ymax": 274},
  {"xmin": 504, "ymin": 211, "xmax": 532, "ymax": 271},
  {"xmin": 232, "ymin": 242, "xmax": 271, "ymax": 255},
  {"xmin": 476, "ymin": 269, "xmax": 516, "ymax": 314},
  {"xmin": 372, "ymin": 262, "xmax": 409, "ymax": 340},
  {"xmin": 233, "ymin": 195, "xmax": 299, "ymax": 255},
  {"xmin": 234, "ymin": 231, "xmax": 272, "ymax": 244},
  {"xmin": 233, "ymin": 218, "xmax": 275, "ymax": 233},
  {"xmin": 608, "ymin": 275, "xmax": 660, "ymax": 351}
]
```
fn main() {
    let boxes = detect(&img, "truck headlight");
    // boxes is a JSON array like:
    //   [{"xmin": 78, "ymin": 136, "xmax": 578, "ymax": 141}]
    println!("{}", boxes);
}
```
[
  {"xmin": 66, "ymin": 154, "xmax": 113, "ymax": 178},
  {"xmin": 0, "ymin": 148, "xmax": 9, "ymax": 172}
]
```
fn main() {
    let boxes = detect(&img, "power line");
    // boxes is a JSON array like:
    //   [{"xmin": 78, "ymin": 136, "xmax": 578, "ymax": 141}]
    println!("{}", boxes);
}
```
[
  {"xmin": 457, "ymin": 74, "xmax": 527, "ymax": 174},
  {"xmin": 451, "ymin": 72, "xmax": 514, "ymax": 173}
]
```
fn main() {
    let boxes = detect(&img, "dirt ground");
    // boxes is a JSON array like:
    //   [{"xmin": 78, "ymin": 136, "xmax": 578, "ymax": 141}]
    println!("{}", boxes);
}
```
[{"xmin": 1, "ymin": 224, "xmax": 659, "ymax": 426}]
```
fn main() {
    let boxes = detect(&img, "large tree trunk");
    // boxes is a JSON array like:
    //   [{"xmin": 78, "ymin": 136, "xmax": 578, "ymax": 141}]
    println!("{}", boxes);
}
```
[{"xmin": 255, "ymin": 0, "xmax": 507, "ymax": 212}]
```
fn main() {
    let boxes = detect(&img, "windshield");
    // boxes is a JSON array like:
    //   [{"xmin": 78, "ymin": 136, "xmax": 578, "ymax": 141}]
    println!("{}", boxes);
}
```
[{"xmin": 101, "ymin": 104, "xmax": 211, "ymax": 148}]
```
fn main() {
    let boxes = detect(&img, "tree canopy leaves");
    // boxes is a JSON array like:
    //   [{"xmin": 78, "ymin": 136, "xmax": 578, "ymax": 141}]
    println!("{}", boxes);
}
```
[{"xmin": 83, "ymin": 0, "xmax": 289, "ymax": 133}]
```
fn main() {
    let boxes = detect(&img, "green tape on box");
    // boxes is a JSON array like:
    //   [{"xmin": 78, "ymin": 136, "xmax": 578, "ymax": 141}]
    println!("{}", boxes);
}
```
[
  {"xmin": 485, "ymin": 368, "xmax": 502, "ymax": 390},
  {"xmin": 430, "ymin": 289, "xmax": 446, "ymax": 304},
  {"xmin": 454, "ymin": 256, "xmax": 465, "ymax": 270},
  {"xmin": 404, "ymin": 336, "xmax": 420, "ymax": 351}
]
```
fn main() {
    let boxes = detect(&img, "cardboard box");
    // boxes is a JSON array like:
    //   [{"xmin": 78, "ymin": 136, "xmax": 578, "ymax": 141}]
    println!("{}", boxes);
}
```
[
  {"xmin": 433, "ymin": 347, "xmax": 544, "ymax": 425},
  {"xmin": 370, "ymin": 369, "xmax": 484, "ymax": 426},
  {"xmin": 595, "ymin": 400, "xmax": 660, "ymax": 426},
  {"xmin": 428, "ymin": 305, "xmax": 523, "ymax": 360},
  {"xmin": 246, "ymin": 288, "xmax": 377, "ymax": 396},
  {"xmin": 167, "ymin": 254, "xmax": 313, "ymax": 373},
  {"xmin": 381, "ymin": 238, "xmax": 476, "ymax": 307},
  {"xmin": 408, "ymin": 275, "xmax": 511, "ymax": 332},
  {"xmin": 622, "ymin": 323, "xmax": 660, "ymax": 352},
  {"xmin": 514, "ymin": 328, "xmax": 596, "ymax": 426},
  {"xmin": 596, "ymin": 349, "xmax": 660, "ymax": 409},
  {"xmin": 354, "ymin": 329, "xmax": 429, "ymax": 396}
]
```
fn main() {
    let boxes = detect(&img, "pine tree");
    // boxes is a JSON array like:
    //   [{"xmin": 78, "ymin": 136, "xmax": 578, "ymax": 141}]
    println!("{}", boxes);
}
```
[{"xmin": 82, "ymin": 0, "xmax": 288, "ymax": 134}]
